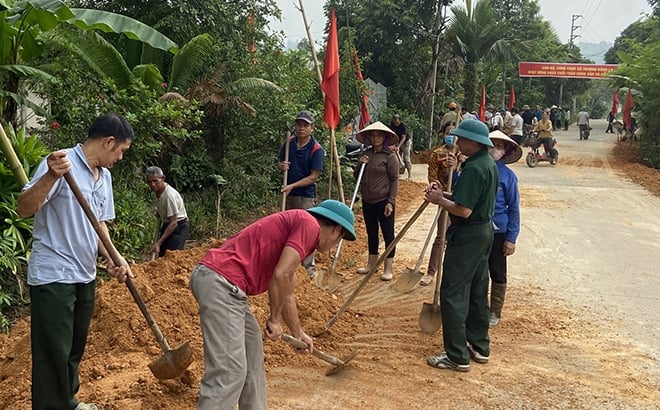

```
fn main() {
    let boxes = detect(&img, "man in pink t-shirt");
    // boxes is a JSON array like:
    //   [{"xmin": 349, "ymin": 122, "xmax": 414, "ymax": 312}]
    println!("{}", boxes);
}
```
[{"xmin": 190, "ymin": 200, "xmax": 356, "ymax": 410}]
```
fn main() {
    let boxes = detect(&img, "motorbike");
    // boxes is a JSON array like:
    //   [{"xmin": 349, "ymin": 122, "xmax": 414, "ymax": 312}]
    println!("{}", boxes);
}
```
[{"xmin": 523, "ymin": 131, "xmax": 558, "ymax": 167}]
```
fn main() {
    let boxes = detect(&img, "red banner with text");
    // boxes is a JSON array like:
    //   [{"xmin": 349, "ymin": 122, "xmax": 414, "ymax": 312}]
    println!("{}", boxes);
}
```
[{"xmin": 519, "ymin": 62, "xmax": 619, "ymax": 79}]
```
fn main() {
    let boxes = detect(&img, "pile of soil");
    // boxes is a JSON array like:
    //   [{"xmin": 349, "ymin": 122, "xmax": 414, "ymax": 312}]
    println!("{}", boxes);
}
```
[{"xmin": 0, "ymin": 183, "xmax": 424, "ymax": 409}]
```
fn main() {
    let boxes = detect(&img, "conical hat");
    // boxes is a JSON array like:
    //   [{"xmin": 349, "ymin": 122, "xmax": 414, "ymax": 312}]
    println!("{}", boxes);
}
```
[
  {"xmin": 356, "ymin": 121, "xmax": 399, "ymax": 145},
  {"xmin": 489, "ymin": 130, "xmax": 522, "ymax": 164}
]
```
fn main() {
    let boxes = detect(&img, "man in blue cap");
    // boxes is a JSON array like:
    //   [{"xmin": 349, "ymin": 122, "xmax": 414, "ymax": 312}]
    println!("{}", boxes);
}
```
[
  {"xmin": 189, "ymin": 200, "xmax": 356, "ymax": 409},
  {"xmin": 424, "ymin": 119, "xmax": 498, "ymax": 372}
]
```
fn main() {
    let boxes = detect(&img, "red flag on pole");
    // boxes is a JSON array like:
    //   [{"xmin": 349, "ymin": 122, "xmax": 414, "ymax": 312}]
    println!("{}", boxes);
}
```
[
  {"xmin": 353, "ymin": 50, "xmax": 370, "ymax": 129},
  {"xmin": 610, "ymin": 89, "xmax": 619, "ymax": 117},
  {"xmin": 479, "ymin": 85, "xmax": 486, "ymax": 121},
  {"xmin": 321, "ymin": 8, "xmax": 340, "ymax": 129},
  {"xmin": 623, "ymin": 89, "xmax": 634, "ymax": 129},
  {"xmin": 508, "ymin": 85, "xmax": 516, "ymax": 111}
]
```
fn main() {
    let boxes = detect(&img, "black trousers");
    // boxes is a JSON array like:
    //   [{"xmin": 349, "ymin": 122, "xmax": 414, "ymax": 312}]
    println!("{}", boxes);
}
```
[
  {"xmin": 488, "ymin": 233, "xmax": 508, "ymax": 284},
  {"xmin": 159, "ymin": 219, "xmax": 189, "ymax": 257},
  {"xmin": 362, "ymin": 200, "xmax": 396, "ymax": 257},
  {"xmin": 31, "ymin": 281, "xmax": 96, "ymax": 410}
]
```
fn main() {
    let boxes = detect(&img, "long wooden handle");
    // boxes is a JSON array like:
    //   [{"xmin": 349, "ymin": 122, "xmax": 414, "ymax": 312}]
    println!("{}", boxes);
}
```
[
  {"xmin": 325, "ymin": 200, "xmax": 430, "ymax": 331},
  {"xmin": 63, "ymin": 173, "xmax": 172, "ymax": 353},
  {"xmin": 412, "ymin": 206, "xmax": 441, "ymax": 272},
  {"xmin": 431, "ymin": 146, "xmax": 457, "ymax": 306},
  {"xmin": 281, "ymin": 131, "xmax": 291, "ymax": 211},
  {"xmin": 329, "ymin": 162, "xmax": 366, "ymax": 275},
  {"xmin": 281, "ymin": 334, "xmax": 343, "ymax": 366}
]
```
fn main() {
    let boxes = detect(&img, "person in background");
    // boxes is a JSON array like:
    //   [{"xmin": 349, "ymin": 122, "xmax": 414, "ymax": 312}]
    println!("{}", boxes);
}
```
[
  {"xmin": 424, "ymin": 119, "xmax": 498, "ymax": 372},
  {"xmin": 533, "ymin": 110, "xmax": 557, "ymax": 164},
  {"xmin": 577, "ymin": 108, "xmax": 590, "ymax": 140},
  {"xmin": 606, "ymin": 111, "xmax": 615, "ymax": 133},
  {"xmin": 17, "ymin": 113, "xmax": 134, "ymax": 410},
  {"xmin": 556, "ymin": 107, "xmax": 564, "ymax": 131},
  {"xmin": 509, "ymin": 107, "xmax": 524, "ymax": 145},
  {"xmin": 390, "ymin": 114, "xmax": 412, "ymax": 181},
  {"xmin": 440, "ymin": 101, "xmax": 459, "ymax": 132},
  {"xmin": 486, "ymin": 131, "xmax": 521, "ymax": 327},
  {"xmin": 190, "ymin": 200, "xmax": 356, "ymax": 410},
  {"xmin": 354, "ymin": 121, "xmax": 400, "ymax": 281},
  {"xmin": 421, "ymin": 121, "xmax": 461, "ymax": 287},
  {"xmin": 564, "ymin": 108, "xmax": 570, "ymax": 130},
  {"xmin": 278, "ymin": 110, "xmax": 325, "ymax": 277},
  {"xmin": 146, "ymin": 166, "xmax": 189, "ymax": 257}
]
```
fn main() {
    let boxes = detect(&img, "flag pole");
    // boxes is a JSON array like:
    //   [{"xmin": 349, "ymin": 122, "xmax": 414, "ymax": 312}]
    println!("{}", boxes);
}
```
[{"xmin": 297, "ymin": 1, "xmax": 344, "ymax": 203}]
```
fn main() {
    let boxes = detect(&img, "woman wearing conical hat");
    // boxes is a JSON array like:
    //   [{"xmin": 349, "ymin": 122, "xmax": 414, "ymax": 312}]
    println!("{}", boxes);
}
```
[{"xmin": 353, "ymin": 121, "xmax": 399, "ymax": 281}]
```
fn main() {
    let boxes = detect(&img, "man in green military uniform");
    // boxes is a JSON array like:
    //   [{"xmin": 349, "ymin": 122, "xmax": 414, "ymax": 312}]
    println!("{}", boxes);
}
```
[{"xmin": 424, "ymin": 119, "xmax": 498, "ymax": 372}]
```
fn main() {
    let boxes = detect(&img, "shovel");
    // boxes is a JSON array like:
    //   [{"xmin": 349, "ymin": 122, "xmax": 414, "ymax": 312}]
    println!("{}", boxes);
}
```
[
  {"xmin": 418, "ymin": 207, "xmax": 449, "ymax": 334},
  {"xmin": 319, "ymin": 200, "xmax": 430, "ymax": 335},
  {"xmin": 316, "ymin": 161, "xmax": 366, "ymax": 291},
  {"xmin": 281, "ymin": 334, "xmax": 358, "ymax": 376},
  {"xmin": 419, "ymin": 146, "xmax": 457, "ymax": 334},
  {"xmin": 63, "ymin": 173, "xmax": 193, "ymax": 380},
  {"xmin": 392, "ymin": 205, "xmax": 441, "ymax": 293}
]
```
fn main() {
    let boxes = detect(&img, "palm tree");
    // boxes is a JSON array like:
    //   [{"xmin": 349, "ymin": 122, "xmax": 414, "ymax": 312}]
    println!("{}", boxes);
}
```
[{"xmin": 446, "ymin": 0, "xmax": 511, "ymax": 110}]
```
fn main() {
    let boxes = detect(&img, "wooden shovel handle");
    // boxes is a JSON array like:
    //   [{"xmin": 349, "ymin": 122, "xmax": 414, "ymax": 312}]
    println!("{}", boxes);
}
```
[
  {"xmin": 325, "ymin": 200, "xmax": 430, "ymax": 331},
  {"xmin": 63, "ymin": 173, "xmax": 172, "ymax": 352},
  {"xmin": 281, "ymin": 334, "xmax": 343, "ymax": 366},
  {"xmin": 431, "ymin": 146, "xmax": 457, "ymax": 306}
]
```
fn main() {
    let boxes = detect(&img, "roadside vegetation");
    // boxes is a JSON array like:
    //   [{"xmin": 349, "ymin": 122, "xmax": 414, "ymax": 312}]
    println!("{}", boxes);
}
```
[{"xmin": 0, "ymin": 0, "xmax": 658, "ymax": 330}]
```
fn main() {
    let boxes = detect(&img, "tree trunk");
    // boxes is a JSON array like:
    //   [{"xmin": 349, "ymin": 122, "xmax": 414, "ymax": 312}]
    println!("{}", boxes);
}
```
[
  {"xmin": 0, "ymin": 123, "xmax": 29, "ymax": 187},
  {"xmin": 464, "ymin": 63, "xmax": 476, "ymax": 112}
]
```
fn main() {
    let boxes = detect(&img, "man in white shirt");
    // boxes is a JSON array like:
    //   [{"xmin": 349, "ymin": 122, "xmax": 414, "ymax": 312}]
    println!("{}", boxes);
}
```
[
  {"xmin": 577, "ymin": 109, "xmax": 590, "ymax": 140},
  {"xmin": 146, "ymin": 166, "xmax": 189, "ymax": 257},
  {"xmin": 509, "ymin": 107, "xmax": 524, "ymax": 145}
]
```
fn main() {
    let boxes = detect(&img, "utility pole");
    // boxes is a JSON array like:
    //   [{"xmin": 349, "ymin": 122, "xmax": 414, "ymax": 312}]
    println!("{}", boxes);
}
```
[{"xmin": 569, "ymin": 15, "xmax": 582, "ymax": 45}]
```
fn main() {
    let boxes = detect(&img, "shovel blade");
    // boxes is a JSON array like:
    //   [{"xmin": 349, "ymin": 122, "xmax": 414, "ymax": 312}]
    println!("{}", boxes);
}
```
[
  {"xmin": 148, "ymin": 341, "xmax": 193, "ymax": 379},
  {"xmin": 419, "ymin": 302, "xmax": 442, "ymax": 334},
  {"xmin": 325, "ymin": 350, "xmax": 359, "ymax": 376},
  {"xmin": 392, "ymin": 267, "xmax": 422, "ymax": 293}
]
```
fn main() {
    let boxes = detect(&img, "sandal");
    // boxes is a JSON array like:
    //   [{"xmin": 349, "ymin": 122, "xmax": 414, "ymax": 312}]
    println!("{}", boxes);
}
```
[{"xmin": 419, "ymin": 274, "xmax": 434, "ymax": 286}]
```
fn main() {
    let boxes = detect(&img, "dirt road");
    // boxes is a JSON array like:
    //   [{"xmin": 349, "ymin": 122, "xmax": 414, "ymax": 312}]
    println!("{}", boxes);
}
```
[
  {"xmin": 268, "ymin": 120, "xmax": 660, "ymax": 409},
  {"xmin": 1, "ymin": 120, "xmax": 658, "ymax": 409}
]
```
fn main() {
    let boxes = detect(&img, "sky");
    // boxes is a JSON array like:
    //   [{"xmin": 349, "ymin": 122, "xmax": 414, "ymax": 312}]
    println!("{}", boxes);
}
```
[{"xmin": 270, "ymin": 0, "xmax": 653, "ymax": 48}]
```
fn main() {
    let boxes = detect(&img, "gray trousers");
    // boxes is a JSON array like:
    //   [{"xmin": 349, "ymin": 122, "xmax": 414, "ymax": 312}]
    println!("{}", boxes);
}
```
[{"xmin": 190, "ymin": 264, "xmax": 267, "ymax": 410}]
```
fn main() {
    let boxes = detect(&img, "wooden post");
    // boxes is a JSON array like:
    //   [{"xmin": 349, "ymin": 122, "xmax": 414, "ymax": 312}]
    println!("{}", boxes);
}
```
[
  {"xmin": 297, "ymin": 0, "xmax": 344, "ymax": 202},
  {"xmin": 281, "ymin": 130, "xmax": 291, "ymax": 211}
]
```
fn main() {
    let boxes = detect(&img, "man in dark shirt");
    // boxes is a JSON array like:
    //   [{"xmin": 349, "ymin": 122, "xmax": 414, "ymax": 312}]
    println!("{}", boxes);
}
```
[{"xmin": 390, "ymin": 114, "xmax": 411, "ymax": 180}]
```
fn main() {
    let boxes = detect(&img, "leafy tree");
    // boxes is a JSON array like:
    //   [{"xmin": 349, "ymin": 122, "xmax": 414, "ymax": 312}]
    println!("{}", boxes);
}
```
[
  {"xmin": 608, "ymin": 13, "xmax": 660, "ymax": 168},
  {"xmin": 0, "ymin": 0, "xmax": 176, "ymax": 126}
]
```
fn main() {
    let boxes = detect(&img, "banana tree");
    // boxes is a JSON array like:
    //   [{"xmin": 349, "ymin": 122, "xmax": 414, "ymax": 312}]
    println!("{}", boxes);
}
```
[{"xmin": 0, "ymin": 0, "xmax": 178, "ymax": 186}]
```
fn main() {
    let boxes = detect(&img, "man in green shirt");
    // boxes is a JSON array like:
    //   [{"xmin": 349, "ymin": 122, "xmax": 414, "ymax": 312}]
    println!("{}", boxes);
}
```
[{"xmin": 424, "ymin": 119, "xmax": 498, "ymax": 372}]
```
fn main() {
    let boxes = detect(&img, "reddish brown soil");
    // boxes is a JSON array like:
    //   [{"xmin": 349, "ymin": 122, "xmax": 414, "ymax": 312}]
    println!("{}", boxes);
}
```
[{"xmin": 0, "ymin": 145, "xmax": 659, "ymax": 409}]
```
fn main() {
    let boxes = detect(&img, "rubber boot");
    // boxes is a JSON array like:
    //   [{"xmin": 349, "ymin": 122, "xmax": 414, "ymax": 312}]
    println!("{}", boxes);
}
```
[
  {"xmin": 381, "ymin": 258, "xmax": 394, "ymax": 281},
  {"xmin": 489, "ymin": 283, "xmax": 507, "ymax": 327},
  {"xmin": 356, "ymin": 254, "xmax": 378, "ymax": 274}
]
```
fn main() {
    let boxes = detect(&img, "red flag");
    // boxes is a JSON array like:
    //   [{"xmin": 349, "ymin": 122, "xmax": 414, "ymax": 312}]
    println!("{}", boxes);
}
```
[
  {"xmin": 623, "ymin": 89, "xmax": 634, "ymax": 129},
  {"xmin": 508, "ymin": 85, "xmax": 516, "ymax": 111},
  {"xmin": 321, "ymin": 8, "xmax": 340, "ymax": 129},
  {"xmin": 353, "ymin": 50, "xmax": 370, "ymax": 129},
  {"xmin": 610, "ymin": 89, "xmax": 619, "ymax": 117},
  {"xmin": 479, "ymin": 85, "xmax": 486, "ymax": 121}
]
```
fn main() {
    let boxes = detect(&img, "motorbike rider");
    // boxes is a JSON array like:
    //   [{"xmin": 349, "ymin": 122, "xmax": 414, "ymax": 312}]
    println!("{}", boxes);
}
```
[{"xmin": 533, "ymin": 110, "xmax": 557, "ymax": 164}]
